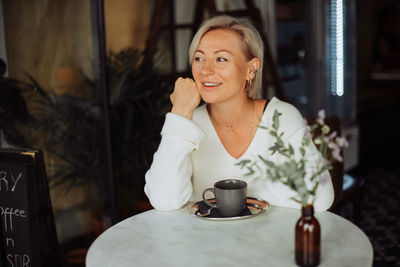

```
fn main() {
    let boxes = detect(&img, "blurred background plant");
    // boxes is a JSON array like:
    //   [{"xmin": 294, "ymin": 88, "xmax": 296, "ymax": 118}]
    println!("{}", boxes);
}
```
[
  {"xmin": 0, "ymin": 48, "xmax": 173, "ymax": 219},
  {"xmin": 0, "ymin": 58, "xmax": 30, "ymax": 147},
  {"xmin": 106, "ymin": 48, "xmax": 172, "ymax": 217}
]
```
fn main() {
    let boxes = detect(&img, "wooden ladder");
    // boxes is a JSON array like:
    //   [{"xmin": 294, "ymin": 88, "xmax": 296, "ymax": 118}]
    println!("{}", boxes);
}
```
[{"xmin": 143, "ymin": 0, "xmax": 287, "ymax": 101}]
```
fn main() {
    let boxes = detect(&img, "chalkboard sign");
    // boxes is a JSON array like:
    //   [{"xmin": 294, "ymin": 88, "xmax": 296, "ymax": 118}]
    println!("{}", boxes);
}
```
[{"xmin": 0, "ymin": 149, "xmax": 62, "ymax": 267}]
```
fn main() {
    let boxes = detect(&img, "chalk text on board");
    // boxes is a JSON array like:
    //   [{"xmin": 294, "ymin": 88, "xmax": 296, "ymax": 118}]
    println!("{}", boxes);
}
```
[
  {"xmin": 0, "ymin": 170, "xmax": 23, "ymax": 192},
  {"xmin": 7, "ymin": 253, "xmax": 30, "ymax": 267},
  {"xmin": 0, "ymin": 206, "xmax": 27, "ymax": 232}
]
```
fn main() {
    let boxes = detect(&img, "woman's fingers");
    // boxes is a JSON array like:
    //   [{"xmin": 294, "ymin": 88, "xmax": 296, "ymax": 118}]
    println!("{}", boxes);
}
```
[{"xmin": 170, "ymin": 77, "xmax": 201, "ymax": 120}]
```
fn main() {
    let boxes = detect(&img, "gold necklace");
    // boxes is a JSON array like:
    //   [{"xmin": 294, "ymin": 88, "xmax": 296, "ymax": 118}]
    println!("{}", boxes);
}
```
[{"xmin": 209, "ymin": 101, "xmax": 256, "ymax": 136}]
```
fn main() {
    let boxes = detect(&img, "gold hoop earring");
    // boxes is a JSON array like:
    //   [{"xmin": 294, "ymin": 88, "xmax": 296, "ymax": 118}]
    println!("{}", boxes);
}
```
[{"xmin": 247, "ymin": 79, "xmax": 253, "ymax": 86}]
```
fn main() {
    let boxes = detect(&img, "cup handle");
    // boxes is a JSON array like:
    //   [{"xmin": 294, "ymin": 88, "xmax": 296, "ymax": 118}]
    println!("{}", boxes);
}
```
[{"xmin": 202, "ymin": 188, "xmax": 217, "ymax": 208}]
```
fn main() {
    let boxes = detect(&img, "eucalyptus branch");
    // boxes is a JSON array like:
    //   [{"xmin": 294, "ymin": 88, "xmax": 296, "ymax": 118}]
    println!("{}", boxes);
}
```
[{"xmin": 239, "ymin": 109, "xmax": 348, "ymax": 207}]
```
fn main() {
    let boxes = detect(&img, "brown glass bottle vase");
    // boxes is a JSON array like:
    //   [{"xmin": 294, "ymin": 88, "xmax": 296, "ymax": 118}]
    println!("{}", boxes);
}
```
[{"xmin": 295, "ymin": 205, "xmax": 320, "ymax": 266}]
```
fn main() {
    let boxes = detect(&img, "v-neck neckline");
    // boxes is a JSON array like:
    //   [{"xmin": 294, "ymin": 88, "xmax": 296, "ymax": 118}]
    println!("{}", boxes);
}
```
[{"xmin": 204, "ymin": 100, "xmax": 270, "ymax": 160}]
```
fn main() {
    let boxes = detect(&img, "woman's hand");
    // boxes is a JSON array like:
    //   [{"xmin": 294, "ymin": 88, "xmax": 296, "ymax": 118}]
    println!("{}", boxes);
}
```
[{"xmin": 170, "ymin": 77, "xmax": 201, "ymax": 120}]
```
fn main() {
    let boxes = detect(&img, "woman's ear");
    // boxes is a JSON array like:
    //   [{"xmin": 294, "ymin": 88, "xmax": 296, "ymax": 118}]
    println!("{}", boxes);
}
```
[{"xmin": 247, "ymin": 58, "xmax": 261, "ymax": 80}]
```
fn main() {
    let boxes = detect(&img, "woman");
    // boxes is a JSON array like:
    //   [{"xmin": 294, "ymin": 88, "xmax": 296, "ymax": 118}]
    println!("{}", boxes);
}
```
[{"xmin": 144, "ymin": 15, "xmax": 334, "ymax": 212}]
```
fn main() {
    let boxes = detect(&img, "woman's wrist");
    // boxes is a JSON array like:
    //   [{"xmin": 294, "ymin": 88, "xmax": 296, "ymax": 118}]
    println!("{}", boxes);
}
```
[{"xmin": 171, "ymin": 106, "xmax": 194, "ymax": 120}]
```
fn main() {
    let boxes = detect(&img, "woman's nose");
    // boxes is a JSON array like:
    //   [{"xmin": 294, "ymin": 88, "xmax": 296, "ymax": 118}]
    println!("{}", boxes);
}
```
[{"xmin": 201, "ymin": 61, "xmax": 214, "ymax": 75}]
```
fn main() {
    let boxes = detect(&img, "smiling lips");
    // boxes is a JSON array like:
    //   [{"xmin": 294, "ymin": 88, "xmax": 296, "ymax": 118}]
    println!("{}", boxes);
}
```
[{"xmin": 202, "ymin": 82, "xmax": 222, "ymax": 87}]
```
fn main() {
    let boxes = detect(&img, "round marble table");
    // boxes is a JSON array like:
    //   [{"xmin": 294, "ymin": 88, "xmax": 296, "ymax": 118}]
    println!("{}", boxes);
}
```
[{"xmin": 86, "ymin": 206, "xmax": 373, "ymax": 267}]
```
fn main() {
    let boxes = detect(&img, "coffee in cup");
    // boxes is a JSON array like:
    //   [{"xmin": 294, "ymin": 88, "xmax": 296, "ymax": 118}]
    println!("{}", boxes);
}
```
[{"xmin": 202, "ymin": 179, "xmax": 247, "ymax": 217}]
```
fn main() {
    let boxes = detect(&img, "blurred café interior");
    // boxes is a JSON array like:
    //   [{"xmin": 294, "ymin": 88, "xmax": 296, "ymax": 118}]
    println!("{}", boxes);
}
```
[{"xmin": 0, "ymin": 0, "xmax": 399, "ymax": 266}]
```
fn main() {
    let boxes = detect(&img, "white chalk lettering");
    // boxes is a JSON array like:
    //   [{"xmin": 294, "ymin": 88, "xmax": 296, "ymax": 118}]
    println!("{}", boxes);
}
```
[
  {"xmin": 7, "ymin": 254, "xmax": 30, "ymax": 267},
  {"xmin": 6, "ymin": 237, "xmax": 15, "ymax": 247},
  {"xmin": 0, "ymin": 206, "xmax": 27, "ymax": 232},
  {"xmin": 0, "ymin": 170, "xmax": 23, "ymax": 192},
  {"xmin": 23, "ymin": 255, "xmax": 30, "ymax": 267},
  {"xmin": 10, "ymin": 171, "xmax": 22, "ymax": 192},
  {"xmin": 7, "ymin": 254, "xmax": 14, "ymax": 267},
  {"xmin": 0, "ymin": 171, "xmax": 8, "ymax": 191}
]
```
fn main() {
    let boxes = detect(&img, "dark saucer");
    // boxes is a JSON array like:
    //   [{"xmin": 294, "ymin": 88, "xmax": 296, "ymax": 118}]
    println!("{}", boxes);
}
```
[
  {"xmin": 188, "ymin": 197, "xmax": 270, "ymax": 221},
  {"xmin": 196, "ymin": 200, "xmax": 252, "ymax": 217}
]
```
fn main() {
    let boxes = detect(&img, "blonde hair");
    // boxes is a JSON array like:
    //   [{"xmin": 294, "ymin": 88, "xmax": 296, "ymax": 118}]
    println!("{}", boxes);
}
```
[{"xmin": 188, "ymin": 15, "xmax": 264, "ymax": 99}]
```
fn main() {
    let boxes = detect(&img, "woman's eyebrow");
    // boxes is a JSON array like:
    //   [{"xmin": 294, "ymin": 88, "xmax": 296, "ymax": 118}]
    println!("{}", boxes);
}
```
[
  {"xmin": 215, "ymin": 49, "xmax": 233, "ymax": 55},
  {"xmin": 194, "ymin": 49, "xmax": 233, "ymax": 55}
]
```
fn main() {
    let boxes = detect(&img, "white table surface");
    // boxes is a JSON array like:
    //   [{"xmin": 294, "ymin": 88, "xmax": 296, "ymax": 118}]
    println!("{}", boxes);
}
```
[{"xmin": 86, "ymin": 206, "xmax": 373, "ymax": 267}]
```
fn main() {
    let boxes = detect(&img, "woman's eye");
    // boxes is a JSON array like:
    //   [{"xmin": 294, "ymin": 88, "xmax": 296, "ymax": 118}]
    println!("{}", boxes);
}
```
[
  {"xmin": 217, "ymin": 57, "xmax": 227, "ymax": 62},
  {"xmin": 194, "ymin": 57, "xmax": 203, "ymax": 62}
]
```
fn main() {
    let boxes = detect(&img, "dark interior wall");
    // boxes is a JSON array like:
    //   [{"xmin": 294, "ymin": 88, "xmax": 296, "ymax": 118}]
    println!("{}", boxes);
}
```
[
  {"xmin": 356, "ymin": 0, "xmax": 378, "ymax": 90},
  {"xmin": 356, "ymin": 0, "xmax": 400, "ymax": 164}
]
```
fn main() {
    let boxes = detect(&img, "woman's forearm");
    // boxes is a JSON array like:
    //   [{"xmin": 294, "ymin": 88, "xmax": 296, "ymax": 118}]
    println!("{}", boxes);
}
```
[{"xmin": 144, "ymin": 113, "xmax": 206, "ymax": 210}]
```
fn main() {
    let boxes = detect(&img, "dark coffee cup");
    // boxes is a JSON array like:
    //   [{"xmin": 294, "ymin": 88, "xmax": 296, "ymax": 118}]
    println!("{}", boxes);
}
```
[{"xmin": 202, "ymin": 179, "xmax": 247, "ymax": 217}]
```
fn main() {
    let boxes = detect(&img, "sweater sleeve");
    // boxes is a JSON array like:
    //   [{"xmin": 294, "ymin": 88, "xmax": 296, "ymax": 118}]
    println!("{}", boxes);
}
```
[{"xmin": 144, "ymin": 112, "xmax": 206, "ymax": 211}]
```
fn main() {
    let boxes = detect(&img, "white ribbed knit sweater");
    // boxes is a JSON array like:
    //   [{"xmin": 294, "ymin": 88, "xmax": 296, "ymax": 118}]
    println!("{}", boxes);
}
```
[{"xmin": 144, "ymin": 97, "xmax": 334, "ymax": 212}]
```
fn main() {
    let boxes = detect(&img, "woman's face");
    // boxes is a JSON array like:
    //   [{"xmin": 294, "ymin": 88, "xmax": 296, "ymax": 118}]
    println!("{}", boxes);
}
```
[{"xmin": 191, "ymin": 29, "xmax": 256, "ymax": 104}]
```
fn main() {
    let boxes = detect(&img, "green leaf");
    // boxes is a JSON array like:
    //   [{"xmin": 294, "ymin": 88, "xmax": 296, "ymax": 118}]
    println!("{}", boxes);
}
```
[
  {"xmin": 277, "ymin": 137, "xmax": 284, "ymax": 146},
  {"xmin": 290, "ymin": 197, "xmax": 301, "ymax": 204},
  {"xmin": 244, "ymin": 166, "xmax": 255, "ymax": 176},
  {"xmin": 300, "ymin": 147, "xmax": 305, "ymax": 157},
  {"xmin": 288, "ymin": 144, "xmax": 294, "ymax": 155},
  {"xmin": 235, "ymin": 159, "xmax": 251, "ymax": 169},
  {"xmin": 269, "ymin": 144, "xmax": 280, "ymax": 155},
  {"xmin": 269, "ymin": 130, "xmax": 278, "ymax": 137},
  {"xmin": 277, "ymin": 149, "xmax": 290, "ymax": 158},
  {"xmin": 258, "ymin": 155, "xmax": 275, "ymax": 168},
  {"xmin": 310, "ymin": 124, "xmax": 318, "ymax": 132},
  {"xmin": 272, "ymin": 110, "xmax": 281, "ymax": 130},
  {"xmin": 303, "ymin": 138, "xmax": 311, "ymax": 146}
]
